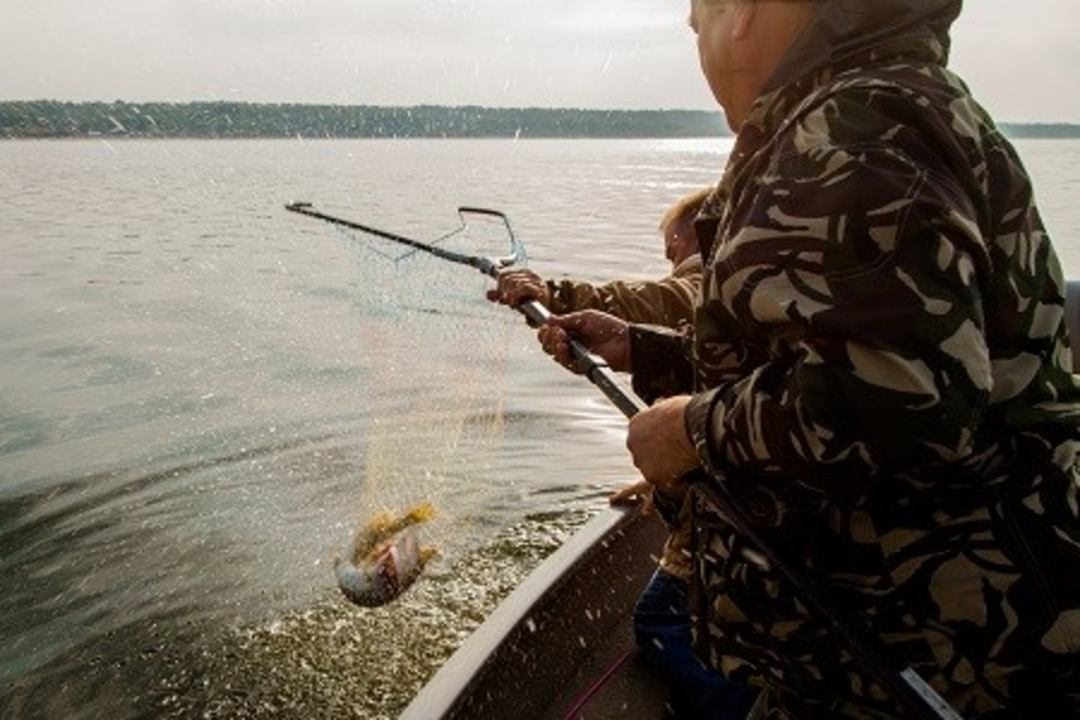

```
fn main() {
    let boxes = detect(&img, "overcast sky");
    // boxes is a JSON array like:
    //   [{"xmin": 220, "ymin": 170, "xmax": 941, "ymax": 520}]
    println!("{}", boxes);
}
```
[{"xmin": 2, "ymin": 0, "xmax": 1077, "ymax": 122}]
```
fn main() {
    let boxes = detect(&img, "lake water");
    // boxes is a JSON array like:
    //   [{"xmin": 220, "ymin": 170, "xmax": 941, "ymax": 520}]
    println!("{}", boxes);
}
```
[{"xmin": 1, "ymin": 138, "xmax": 1078, "ymax": 719}]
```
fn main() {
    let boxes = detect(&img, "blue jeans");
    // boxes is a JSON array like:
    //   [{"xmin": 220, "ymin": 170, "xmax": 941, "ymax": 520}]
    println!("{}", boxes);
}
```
[{"xmin": 633, "ymin": 569, "xmax": 757, "ymax": 720}]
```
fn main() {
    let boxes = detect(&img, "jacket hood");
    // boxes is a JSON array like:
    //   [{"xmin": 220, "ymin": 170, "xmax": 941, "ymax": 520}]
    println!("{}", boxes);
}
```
[{"xmin": 764, "ymin": 0, "xmax": 963, "ymax": 94}]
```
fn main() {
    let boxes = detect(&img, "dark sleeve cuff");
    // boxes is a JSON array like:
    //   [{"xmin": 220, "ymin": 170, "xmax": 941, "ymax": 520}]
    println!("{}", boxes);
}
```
[
  {"xmin": 652, "ymin": 482, "xmax": 689, "ymax": 528},
  {"xmin": 629, "ymin": 324, "xmax": 694, "ymax": 404}
]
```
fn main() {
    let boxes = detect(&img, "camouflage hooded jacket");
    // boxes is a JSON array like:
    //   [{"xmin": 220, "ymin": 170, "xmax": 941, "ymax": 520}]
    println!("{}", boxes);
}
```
[{"xmin": 631, "ymin": 1, "xmax": 1080, "ymax": 716}]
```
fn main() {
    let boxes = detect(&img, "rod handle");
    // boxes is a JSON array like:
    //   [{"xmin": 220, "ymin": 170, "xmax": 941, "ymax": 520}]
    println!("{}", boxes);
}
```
[{"xmin": 513, "ymin": 299, "xmax": 645, "ymax": 418}]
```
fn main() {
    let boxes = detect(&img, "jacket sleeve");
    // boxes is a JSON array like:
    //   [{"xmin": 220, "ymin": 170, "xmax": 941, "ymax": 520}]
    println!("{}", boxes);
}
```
[
  {"xmin": 629, "ymin": 324, "xmax": 695, "ymax": 404},
  {"xmin": 685, "ymin": 145, "xmax": 993, "ymax": 498},
  {"xmin": 547, "ymin": 271, "xmax": 700, "ymax": 327}
]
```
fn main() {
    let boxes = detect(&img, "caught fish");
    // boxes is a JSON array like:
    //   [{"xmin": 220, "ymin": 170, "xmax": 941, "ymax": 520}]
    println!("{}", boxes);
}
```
[{"xmin": 334, "ymin": 502, "xmax": 438, "ymax": 607}]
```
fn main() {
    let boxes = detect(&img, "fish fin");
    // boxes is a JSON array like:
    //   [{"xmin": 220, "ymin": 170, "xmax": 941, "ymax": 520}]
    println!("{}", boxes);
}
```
[
  {"xmin": 404, "ymin": 501, "xmax": 437, "ymax": 524},
  {"xmin": 364, "ymin": 509, "xmax": 397, "ymax": 533},
  {"xmin": 348, "ymin": 502, "xmax": 437, "ymax": 559},
  {"xmin": 350, "ymin": 509, "xmax": 400, "ymax": 553},
  {"xmin": 376, "ymin": 501, "xmax": 437, "ymax": 536}
]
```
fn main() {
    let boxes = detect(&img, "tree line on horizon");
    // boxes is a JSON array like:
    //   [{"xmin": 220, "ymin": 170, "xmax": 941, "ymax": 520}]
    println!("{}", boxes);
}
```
[
  {"xmin": 1, "ymin": 101, "xmax": 1076, "ymax": 140},
  {"xmin": 0, "ymin": 100, "xmax": 729, "ymax": 139}
]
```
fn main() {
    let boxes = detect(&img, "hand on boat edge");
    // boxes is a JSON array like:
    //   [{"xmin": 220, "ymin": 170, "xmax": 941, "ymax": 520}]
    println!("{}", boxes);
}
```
[{"xmin": 609, "ymin": 479, "xmax": 655, "ymax": 515}]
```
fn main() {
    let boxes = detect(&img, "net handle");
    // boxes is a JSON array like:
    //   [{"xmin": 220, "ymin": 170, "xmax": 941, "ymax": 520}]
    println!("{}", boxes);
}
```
[
  {"xmin": 285, "ymin": 202, "xmax": 524, "ymax": 274},
  {"xmin": 285, "ymin": 201, "xmax": 637, "ymax": 415}
]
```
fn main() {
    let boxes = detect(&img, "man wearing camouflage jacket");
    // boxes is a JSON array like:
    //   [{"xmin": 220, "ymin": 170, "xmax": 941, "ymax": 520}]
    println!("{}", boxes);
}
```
[{"xmin": 541, "ymin": 0, "xmax": 1080, "ymax": 716}]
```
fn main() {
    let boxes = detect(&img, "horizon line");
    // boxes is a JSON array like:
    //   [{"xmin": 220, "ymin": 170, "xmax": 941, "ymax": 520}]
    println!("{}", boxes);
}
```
[{"xmin": 1, "ymin": 99, "xmax": 1077, "ymax": 126}]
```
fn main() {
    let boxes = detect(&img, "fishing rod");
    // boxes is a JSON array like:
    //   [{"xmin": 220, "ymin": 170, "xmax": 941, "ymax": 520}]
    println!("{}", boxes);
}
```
[
  {"xmin": 285, "ymin": 202, "xmax": 642, "ymax": 418},
  {"xmin": 285, "ymin": 201, "xmax": 961, "ymax": 720}
]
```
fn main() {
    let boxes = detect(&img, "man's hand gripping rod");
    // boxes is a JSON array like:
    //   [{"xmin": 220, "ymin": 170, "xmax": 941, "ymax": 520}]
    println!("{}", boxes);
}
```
[{"xmin": 510, "ymin": 300, "xmax": 645, "ymax": 418}]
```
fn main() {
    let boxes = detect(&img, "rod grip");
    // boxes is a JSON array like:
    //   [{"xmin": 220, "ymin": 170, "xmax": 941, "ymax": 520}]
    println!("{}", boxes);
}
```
[{"xmin": 513, "ymin": 299, "xmax": 644, "ymax": 418}]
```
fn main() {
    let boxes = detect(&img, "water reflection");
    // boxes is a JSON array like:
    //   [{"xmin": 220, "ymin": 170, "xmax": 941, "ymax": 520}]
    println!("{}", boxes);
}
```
[{"xmin": 1, "ymin": 136, "xmax": 1075, "ymax": 717}]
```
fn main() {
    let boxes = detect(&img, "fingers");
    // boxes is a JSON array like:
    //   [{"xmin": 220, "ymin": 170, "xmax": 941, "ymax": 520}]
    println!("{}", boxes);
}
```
[
  {"xmin": 545, "ymin": 311, "xmax": 589, "ymax": 333},
  {"xmin": 610, "ymin": 480, "xmax": 651, "ymax": 504},
  {"xmin": 490, "ymin": 269, "xmax": 548, "ymax": 307},
  {"xmin": 550, "ymin": 311, "xmax": 631, "ymax": 372},
  {"xmin": 641, "ymin": 491, "xmax": 655, "ymax": 516},
  {"xmin": 625, "ymin": 396, "xmax": 699, "ymax": 493},
  {"xmin": 550, "ymin": 311, "xmax": 628, "ymax": 344},
  {"xmin": 610, "ymin": 481, "xmax": 654, "ymax": 517},
  {"xmin": 609, "ymin": 483, "xmax": 641, "ymax": 505},
  {"xmin": 538, "ymin": 310, "xmax": 630, "ymax": 373},
  {"xmin": 538, "ymin": 322, "xmax": 577, "ymax": 370},
  {"xmin": 626, "ymin": 409, "xmax": 660, "ymax": 483},
  {"xmin": 626, "ymin": 411, "xmax": 660, "ymax": 483}
]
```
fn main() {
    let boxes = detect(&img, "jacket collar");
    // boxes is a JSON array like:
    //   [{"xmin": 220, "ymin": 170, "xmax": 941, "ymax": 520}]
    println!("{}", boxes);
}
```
[{"xmin": 695, "ymin": 0, "xmax": 963, "ymax": 261}]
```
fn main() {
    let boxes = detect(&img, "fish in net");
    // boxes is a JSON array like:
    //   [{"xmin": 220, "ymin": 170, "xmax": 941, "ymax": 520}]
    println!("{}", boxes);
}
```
[{"xmin": 334, "ymin": 501, "xmax": 438, "ymax": 607}]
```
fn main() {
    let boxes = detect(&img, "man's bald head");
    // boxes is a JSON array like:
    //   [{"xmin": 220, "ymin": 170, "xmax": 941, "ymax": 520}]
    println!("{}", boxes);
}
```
[{"xmin": 688, "ymin": 0, "xmax": 821, "ymax": 130}]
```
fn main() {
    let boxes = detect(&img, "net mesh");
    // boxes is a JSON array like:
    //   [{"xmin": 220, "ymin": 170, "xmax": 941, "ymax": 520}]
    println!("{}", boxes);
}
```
[{"xmin": 309, "ymin": 206, "xmax": 524, "ymax": 548}]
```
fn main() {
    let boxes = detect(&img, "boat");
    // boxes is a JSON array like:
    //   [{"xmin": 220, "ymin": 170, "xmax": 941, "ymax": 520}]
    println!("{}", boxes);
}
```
[
  {"xmin": 403, "ymin": 281, "xmax": 1080, "ymax": 719},
  {"xmin": 401, "ymin": 505, "xmax": 670, "ymax": 719}
]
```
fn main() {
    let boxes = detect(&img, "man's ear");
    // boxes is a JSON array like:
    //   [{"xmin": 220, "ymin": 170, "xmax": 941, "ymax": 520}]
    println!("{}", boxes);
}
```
[{"xmin": 731, "ymin": 0, "xmax": 757, "ymax": 41}]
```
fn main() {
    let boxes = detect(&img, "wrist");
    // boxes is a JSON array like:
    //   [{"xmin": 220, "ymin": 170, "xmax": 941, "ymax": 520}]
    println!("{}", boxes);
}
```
[{"xmin": 615, "ymin": 324, "xmax": 633, "ymax": 372}]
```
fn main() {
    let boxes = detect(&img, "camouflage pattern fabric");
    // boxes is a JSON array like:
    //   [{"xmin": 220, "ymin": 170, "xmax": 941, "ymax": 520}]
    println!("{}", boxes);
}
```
[
  {"xmin": 631, "ymin": 0, "xmax": 1080, "ymax": 716},
  {"xmin": 546, "ymin": 254, "xmax": 702, "ymax": 327}
]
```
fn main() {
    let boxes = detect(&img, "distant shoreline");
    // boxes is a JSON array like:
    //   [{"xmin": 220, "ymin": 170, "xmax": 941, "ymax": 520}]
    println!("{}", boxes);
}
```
[
  {"xmin": 0, "ymin": 101, "xmax": 729, "ymax": 140},
  {"xmin": 1, "ymin": 101, "xmax": 1077, "ymax": 140}
]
